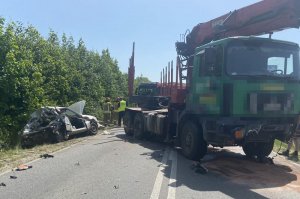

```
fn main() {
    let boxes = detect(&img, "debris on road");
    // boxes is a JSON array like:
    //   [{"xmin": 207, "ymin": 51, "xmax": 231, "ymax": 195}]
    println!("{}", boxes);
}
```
[
  {"xmin": 40, "ymin": 154, "xmax": 54, "ymax": 159},
  {"xmin": 102, "ymin": 130, "xmax": 111, "ymax": 135},
  {"xmin": 74, "ymin": 161, "xmax": 80, "ymax": 166},
  {"xmin": 0, "ymin": 182, "xmax": 6, "ymax": 186},
  {"xmin": 191, "ymin": 161, "xmax": 208, "ymax": 174},
  {"xmin": 113, "ymin": 185, "xmax": 119, "ymax": 189},
  {"xmin": 16, "ymin": 164, "xmax": 33, "ymax": 171},
  {"xmin": 10, "ymin": 176, "xmax": 17, "ymax": 179}
]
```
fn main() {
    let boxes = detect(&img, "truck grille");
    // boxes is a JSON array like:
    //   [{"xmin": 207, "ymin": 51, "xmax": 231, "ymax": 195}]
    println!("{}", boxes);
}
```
[{"xmin": 248, "ymin": 93, "xmax": 293, "ymax": 114}]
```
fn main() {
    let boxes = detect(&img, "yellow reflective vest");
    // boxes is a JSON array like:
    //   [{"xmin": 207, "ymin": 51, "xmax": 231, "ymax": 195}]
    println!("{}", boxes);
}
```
[{"xmin": 117, "ymin": 100, "xmax": 126, "ymax": 112}]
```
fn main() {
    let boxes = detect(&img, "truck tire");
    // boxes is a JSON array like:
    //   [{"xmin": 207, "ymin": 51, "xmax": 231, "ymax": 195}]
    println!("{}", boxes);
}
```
[
  {"xmin": 124, "ymin": 111, "xmax": 133, "ymax": 136},
  {"xmin": 242, "ymin": 140, "xmax": 274, "ymax": 158},
  {"xmin": 180, "ymin": 121, "xmax": 207, "ymax": 160},
  {"xmin": 133, "ymin": 113, "xmax": 145, "ymax": 139},
  {"xmin": 242, "ymin": 143, "xmax": 255, "ymax": 158}
]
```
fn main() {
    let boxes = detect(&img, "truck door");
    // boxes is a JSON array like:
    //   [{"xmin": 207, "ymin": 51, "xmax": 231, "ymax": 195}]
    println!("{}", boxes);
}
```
[{"xmin": 187, "ymin": 46, "xmax": 223, "ymax": 115}]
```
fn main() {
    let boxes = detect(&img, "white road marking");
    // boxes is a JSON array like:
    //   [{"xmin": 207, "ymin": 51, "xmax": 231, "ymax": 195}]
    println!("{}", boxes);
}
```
[
  {"xmin": 150, "ymin": 147, "xmax": 170, "ymax": 199},
  {"xmin": 150, "ymin": 148, "xmax": 178, "ymax": 199},
  {"xmin": 167, "ymin": 150, "xmax": 178, "ymax": 199}
]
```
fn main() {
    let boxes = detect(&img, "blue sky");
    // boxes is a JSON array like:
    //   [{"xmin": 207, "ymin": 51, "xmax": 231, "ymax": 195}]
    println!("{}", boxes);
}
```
[{"xmin": 0, "ymin": 0, "xmax": 299, "ymax": 81}]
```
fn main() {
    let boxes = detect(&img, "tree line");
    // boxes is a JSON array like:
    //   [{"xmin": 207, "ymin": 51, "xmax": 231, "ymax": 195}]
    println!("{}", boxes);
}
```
[{"xmin": 0, "ymin": 18, "xmax": 128, "ymax": 148}]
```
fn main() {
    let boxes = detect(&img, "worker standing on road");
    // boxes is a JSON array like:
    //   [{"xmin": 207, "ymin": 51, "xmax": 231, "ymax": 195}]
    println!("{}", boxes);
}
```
[
  {"xmin": 103, "ymin": 97, "xmax": 112, "ymax": 126},
  {"xmin": 117, "ymin": 97, "xmax": 127, "ymax": 127},
  {"xmin": 281, "ymin": 132, "xmax": 300, "ymax": 160}
]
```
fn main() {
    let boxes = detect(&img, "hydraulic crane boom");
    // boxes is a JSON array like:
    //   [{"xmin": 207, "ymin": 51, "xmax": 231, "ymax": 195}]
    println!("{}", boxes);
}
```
[{"xmin": 176, "ymin": 0, "xmax": 300, "ymax": 57}]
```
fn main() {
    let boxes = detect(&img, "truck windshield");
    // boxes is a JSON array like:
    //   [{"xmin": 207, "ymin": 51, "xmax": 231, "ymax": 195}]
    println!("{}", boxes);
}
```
[{"xmin": 226, "ymin": 40, "xmax": 300, "ymax": 80}]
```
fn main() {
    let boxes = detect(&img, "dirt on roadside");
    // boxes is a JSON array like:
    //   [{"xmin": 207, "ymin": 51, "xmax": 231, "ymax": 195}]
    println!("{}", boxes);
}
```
[
  {"xmin": 0, "ymin": 133, "xmax": 102, "ymax": 173},
  {"xmin": 203, "ymin": 147, "xmax": 300, "ymax": 193}
]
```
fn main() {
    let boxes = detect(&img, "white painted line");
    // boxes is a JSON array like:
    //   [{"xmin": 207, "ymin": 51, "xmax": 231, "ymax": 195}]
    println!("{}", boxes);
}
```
[
  {"xmin": 0, "ymin": 169, "xmax": 11, "ymax": 177},
  {"xmin": 167, "ymin": 150, "xmax": 178, "ymax": 199},
  {"xmin": 150, "ymin": 147, "xmax": 170, "ymax": 199}
]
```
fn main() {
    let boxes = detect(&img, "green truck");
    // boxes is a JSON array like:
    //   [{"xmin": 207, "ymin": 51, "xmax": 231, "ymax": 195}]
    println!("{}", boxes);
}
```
[{"xmin": 124, "ymin": 0, "xmax": 300, "ymax": 160}]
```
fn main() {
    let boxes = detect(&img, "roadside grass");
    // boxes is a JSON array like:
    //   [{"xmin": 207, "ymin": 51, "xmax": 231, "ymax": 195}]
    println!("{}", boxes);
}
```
[
  {"xmin": 273, "ymin": 139, "xmax": 288, "ymax": 153},
  {"xmin": 0, "ymin": 134, "xmax": 94, "ymax": 173},
  {"xmin": 273, "ymin": 139, "xmax": 299, "ymax": 162}
]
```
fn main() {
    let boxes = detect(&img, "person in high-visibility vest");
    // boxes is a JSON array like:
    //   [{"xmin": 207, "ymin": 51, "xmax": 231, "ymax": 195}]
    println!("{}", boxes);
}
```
[{"xmin": 117, "ymin": 97, "xmax": 127, "ymax": 127}]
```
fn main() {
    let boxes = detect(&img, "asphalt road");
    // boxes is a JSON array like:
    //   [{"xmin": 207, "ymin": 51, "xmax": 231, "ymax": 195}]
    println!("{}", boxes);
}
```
[{"xmin": 1, "ymin": 128, "xmax": 300, "ymax": 199}]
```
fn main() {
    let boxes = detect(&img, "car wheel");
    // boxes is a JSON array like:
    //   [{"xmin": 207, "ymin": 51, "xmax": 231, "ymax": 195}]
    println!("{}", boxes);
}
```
[
  {"xmin": 89, "ymin": 121, "xmax": 98, "ymax": 135},
  {"xmin": 180, "ymin": 121, "xmax": 207, "ymax": 160}
]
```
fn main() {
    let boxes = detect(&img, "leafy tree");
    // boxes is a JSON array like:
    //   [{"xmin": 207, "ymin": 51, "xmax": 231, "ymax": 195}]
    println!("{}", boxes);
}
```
[
  {"xmin": 134, "ymin": 74, "xmax": 151, "ymax": 91},
  {"xmin": 0, "ymin": 18, "xmax": 134, "ymax": 148}
]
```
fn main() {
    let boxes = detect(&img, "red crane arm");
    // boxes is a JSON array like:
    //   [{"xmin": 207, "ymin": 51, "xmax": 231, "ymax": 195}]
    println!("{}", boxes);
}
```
[{"xmin": 177, "ymin": 0, "xmax": 300, "ymax": 56}]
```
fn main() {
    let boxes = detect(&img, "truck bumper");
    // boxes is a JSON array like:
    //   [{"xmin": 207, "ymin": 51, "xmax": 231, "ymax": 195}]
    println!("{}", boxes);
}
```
[{"xmin": 204, "ymin": 116, "xmax": 296, "ymax": 146}]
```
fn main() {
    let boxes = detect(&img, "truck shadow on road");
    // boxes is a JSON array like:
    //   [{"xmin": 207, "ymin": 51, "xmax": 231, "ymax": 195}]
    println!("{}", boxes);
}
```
[{"xmin": 116, "ymin": 133, "xmax": 300, "ymax": 198}]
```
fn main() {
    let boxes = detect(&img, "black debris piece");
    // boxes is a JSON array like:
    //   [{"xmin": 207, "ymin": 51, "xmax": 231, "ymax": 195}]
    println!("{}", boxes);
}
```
[
  {"xmin": 113, "ymin": 185, "xmax": 119, "ymax": 189},
  {"xmin": 0, "ymin": 182, "xmax": 6, "ymax": 186},
  {"xmin": 10, "ymin": 176, "xmax": 17, "ymax": 179},
  {"xmin": 191, "ymin": 161, "xmax": 208, "ymax": 174},
  {"xmin": 40, "ymin": 154, "xmax": 54, "ymax": 158}
]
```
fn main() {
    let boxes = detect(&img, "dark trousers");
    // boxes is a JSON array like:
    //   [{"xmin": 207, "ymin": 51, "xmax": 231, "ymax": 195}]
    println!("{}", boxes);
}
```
[{"xmin": 118, "ymin": 111, "xmax": 125, "ymax": 126}]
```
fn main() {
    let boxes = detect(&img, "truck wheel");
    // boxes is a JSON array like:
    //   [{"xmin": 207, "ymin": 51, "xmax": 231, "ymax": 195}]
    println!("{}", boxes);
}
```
[
  {"xmin": 133, "ymin": 113, "xmax": 145, "ymax": 139},
  {"xmin": 242, "ymin": 143, "xmax": 255, "ymax": 158},
  {"xmin": 242, "ymin": 140, "xmax": 274, "ymax": 158},
  {"xmin": 180, "ymin": 121, "xmax": 207, "ymax": 160},
  {"xmin": 124, "ymin": 112, "xmax": 133, "ymax": 136},
  {"xmin": 89, "ymin": 121, "xmax": 98, "ymax": 135}
]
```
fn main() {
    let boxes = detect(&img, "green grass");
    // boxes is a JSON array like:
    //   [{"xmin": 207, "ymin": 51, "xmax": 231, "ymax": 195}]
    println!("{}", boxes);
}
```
[{"xmin": 273, "ymin": 139, "xmax": 299, "ymax": 162}]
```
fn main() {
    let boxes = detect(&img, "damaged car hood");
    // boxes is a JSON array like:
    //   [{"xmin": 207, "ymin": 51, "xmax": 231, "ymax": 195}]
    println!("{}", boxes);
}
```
[{"xmin": 68, "ymin": 100, "xmax": 86, "ymax": 115}]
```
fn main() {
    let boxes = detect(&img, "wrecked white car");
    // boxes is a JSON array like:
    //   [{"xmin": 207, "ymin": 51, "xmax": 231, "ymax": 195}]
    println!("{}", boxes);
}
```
[{"xmin": 21, "ymin": 101, "xmax": 102, "ymax": 147}]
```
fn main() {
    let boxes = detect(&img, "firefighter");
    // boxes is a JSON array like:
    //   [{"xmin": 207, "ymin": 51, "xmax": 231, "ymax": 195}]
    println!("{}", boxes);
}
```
[
  {"xmin": 102, "ymin": 97, "xmax": 112, "ymax": 126},
  {"xmin": 117, "ymin": 97, "xmax": 127, "ymax": 127}
]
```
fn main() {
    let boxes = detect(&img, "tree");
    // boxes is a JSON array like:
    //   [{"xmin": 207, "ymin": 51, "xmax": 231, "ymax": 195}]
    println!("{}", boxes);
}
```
[
  {"xmin": 134, "ymin": 74, "xmax": 151, "ymax": 92},
  {"xmin": 0, "ymin": 18, "xmax": 129, "ymax": 148}
]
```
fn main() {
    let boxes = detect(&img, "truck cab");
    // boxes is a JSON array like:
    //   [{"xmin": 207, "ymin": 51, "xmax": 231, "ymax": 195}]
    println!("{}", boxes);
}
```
[{"xmin": 180, "ymin": 37, "xmax": 300, "ymax": 159}]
